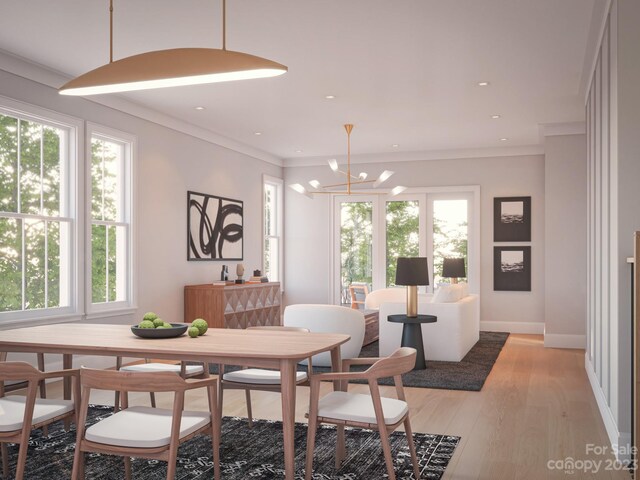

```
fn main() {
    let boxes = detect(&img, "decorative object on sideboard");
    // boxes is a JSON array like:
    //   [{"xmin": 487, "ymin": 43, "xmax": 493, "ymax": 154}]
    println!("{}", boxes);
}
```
[
  {"xmin": 395, "ymin": 257, "xmax": 430, "ymax": 317},
  {"xmin": 494, "ymin": 196, "xmax": 531, "ymax": 242},
  {"xmin": 288, "ymin": 124, "xmax": 406, "ymax": 198},
  {"xmin": 249, "ymin": 269, "xmax": 269, "ymax": 283},
  {"xmin": 220, "ymin": 265, "xmax": 229, "ymax": 281},
  {"xmin": 494, "ymin": 246, "xmax": 531, "ymax": 291},
  {"xmin": 187, "ymin": 191, "xmax": 243, "ymax": 261},
  {"xmin": 442, "ymin": 257, "xmax": 466, "ymax": 284},
  {"xmin": 235, "ymin": 263, "xmax": 245, "ymax": 284},
  {"xmin": 59, "ymin": 0, "xmax": 287, "ymax": 96}
]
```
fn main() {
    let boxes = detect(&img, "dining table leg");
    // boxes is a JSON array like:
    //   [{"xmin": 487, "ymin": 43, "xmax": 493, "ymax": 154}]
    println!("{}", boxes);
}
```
[
  {"xmin": 330, "ymin": 346, "xmax": 346, "ymax": 468},
  {"xmin": 280, "ymin": 359, "xmax": 297, "ymax": 479},
  {"xmin": 63, "ymin": 353, "xmax": 72, "ymax": 430}
]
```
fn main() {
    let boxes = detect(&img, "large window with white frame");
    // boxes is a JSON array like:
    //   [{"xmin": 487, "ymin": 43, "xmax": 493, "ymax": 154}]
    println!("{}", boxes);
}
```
[
  {"xmin": 263, "ymin": 175, "xmax": 283, "ymax": 284},
  {"xmin": 332, "ymin": 187, "xmax": 478, "ymax": 305},
  {"xmin": 0, "ymin": 102, "xmax": 76, "ymax": 320},
  {"xmin": 88, "ymin": 125, "xmax": 134, "ymax": 312}
]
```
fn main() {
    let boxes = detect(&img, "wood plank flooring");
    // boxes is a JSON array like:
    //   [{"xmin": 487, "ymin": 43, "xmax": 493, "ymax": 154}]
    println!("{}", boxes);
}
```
[{"xmin": 17, "ymin": 334, "xmax": 631, "ymax": 479}]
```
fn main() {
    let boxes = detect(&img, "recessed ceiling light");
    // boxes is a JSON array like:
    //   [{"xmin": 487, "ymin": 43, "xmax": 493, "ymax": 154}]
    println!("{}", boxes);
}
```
[
  {"xmin": 500, "ymin": 138, "xmax": 508, "ymax": 141},
  {"xmin": 392, "ymin": 144, "xmax": 399, "ymax": 148},
  {"xmin": 254, "ymin": 132, "xmax": 262, "ymax": 136},
  {"xmin": 477, "ymin": 81, "xmax": 490, "ymax": 87},
  {"xmin": 195, "ymin": 106, "xmax": 205, "ymax": 110},
  {"xmin": 295, "ymin": 149, "xmax": 303, "ymax": 153},
  {"xmin": 325, "ymin": 95, "xmax": 336, "ymax": 99},
  {"xmin": 491, "ymin": 115, "xmax": 501, "ymax": 119}
]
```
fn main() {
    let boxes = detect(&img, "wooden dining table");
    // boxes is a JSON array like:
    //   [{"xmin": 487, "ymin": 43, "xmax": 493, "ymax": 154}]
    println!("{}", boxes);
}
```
[{"xmin": 0, "ymin": 323, "xmax": 350, "ymax": 479}]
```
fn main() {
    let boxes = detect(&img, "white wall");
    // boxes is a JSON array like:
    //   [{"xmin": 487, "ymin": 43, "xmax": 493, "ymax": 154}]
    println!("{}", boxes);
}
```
[
  {"xmin": 0, "ymin": 69, "xmax": 282, "ymax": 367},
  {"xmin": 543, "ymin": 133, "xmax": 587, "ymax": 348},
  {"xmin": 585, "ymin": 0, "xmax": 640, "ymax": 460},
  {"xmin": 285, "ymin": 154, "xmax": 546, "ymax": 331}
]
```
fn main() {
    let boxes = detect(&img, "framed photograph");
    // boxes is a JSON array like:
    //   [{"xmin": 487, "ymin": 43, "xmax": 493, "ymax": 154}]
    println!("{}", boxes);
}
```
[
  {"xmin": 494, "ymin": 246, "xmax": 531, "ymax": 291},
  {"xmin": 494, "ymin": 196, "xmax": 531, "ymax": 242},
  {"xmin": 187, "ymin": 191, "xmax": 243, "ymax": 261}
]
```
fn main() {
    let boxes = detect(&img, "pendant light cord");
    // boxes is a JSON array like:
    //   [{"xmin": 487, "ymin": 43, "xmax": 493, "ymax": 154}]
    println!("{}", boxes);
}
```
[
  {"xmin": 109, "ymin": 0, "xmax": 114, "ymax": 63},
  {"xmin": 222, "ymin": 0, "xmax": 227, "ymax": 50}
]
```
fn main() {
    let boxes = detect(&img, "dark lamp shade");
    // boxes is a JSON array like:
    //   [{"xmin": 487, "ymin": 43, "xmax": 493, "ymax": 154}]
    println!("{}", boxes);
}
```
[
  {"xmin": 442, "ymin": 257, "xmax": 466, "ymax": 278},
  {"xmin": 395, "ymin": 257, "xmax": 429, "ymax": 286}
]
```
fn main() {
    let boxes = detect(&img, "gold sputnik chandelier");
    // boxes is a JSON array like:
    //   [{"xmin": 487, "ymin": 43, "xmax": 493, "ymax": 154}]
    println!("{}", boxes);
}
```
[
  {"xmin": 59, "ymin": 0, "xmax": 287, "ymax": 96},
  {"xmin": 289, "ymin": 124, "xmax": 406, "ymax": 198}
]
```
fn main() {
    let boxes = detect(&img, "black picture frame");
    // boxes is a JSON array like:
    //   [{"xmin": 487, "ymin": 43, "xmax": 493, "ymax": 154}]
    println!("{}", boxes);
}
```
[
  {"xmin": 494, "ymin": 246, "xmax": 531, "ymax": 291},
  {"xmin": 187, "ymin": 191, "xmax": 243, "ymax": 261},
  {"xmin": 494, "ymin": 196, "xmax": 531, "ymax": 242}
]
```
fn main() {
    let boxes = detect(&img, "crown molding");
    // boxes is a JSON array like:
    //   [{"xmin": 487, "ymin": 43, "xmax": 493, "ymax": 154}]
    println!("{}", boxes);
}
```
[
  {"xmin": 282, "ymin": 144, "xmax": 545, "ymax": 168},
  {"xmin": 0, "ymin": 49, "xmax": 284, "ymax": 167},
  {"xmin": 539, "ymin": 122, "xmax": 587, "ymax": 140}
]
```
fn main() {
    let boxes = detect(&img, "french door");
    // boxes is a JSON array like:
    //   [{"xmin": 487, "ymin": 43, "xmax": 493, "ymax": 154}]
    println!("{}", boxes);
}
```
[{"xmin": 332, "ymin": 188, "xmax": 478, "ymax": 305}]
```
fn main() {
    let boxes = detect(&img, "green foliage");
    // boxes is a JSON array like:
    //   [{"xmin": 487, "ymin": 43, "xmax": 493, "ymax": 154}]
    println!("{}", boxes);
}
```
[
  {"xmin": 340, "ymin": 202, "xmax": 373, "ymax": 302},
  {"xmin": 386, "ymin": 201, "xmax": 419, "ymax": 286}
]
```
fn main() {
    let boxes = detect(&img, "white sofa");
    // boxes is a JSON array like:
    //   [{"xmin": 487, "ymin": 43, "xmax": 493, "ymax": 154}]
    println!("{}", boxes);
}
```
[{"xmin": 378, "ymin": 293, "xmax": 479, "ymax": 362}]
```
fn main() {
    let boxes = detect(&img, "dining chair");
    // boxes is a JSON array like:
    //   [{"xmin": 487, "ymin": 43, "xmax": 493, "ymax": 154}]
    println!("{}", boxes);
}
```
[
  {"xmin": 283, "ymin": 304, "xmax": 365, "ymax": 367},
  {"xmin": 113, "ymin": 357, "xmax": 208, "ymax": 411},
  {"xmin": 218, "ymin": 326, "xmax": 311, "ymax": 427},
  {"xmin": 0, "ymin": 361, "xmax": 80, "ymax": 480},
  {"xmin": 305, "ymin": 347, "xmax": 420, "ymax": 480},
  {"xmin": 72, "ymin": 367, "xmax": 221, "ymax": 480}
]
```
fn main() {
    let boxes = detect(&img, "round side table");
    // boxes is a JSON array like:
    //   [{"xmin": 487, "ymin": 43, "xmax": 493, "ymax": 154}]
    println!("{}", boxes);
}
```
[{"xmin": 387, "ymin": 314, "xmax": 437, "ymax": 370}]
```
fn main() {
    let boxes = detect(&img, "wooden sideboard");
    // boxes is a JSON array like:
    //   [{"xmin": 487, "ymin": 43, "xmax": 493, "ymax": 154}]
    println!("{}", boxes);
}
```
[{"xmin": 184, "ymin": 282, "xmax": 282, "ymax": 329}]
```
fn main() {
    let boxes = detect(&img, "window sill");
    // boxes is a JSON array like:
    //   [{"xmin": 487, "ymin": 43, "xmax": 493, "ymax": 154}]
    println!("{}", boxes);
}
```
[
  {"xmin": 0, "ymin": 313, "xmax": 84, "ymax": 331},
  {"xmin": 84, "ymin": 306, "xmax": 138, "ymax": 321}
]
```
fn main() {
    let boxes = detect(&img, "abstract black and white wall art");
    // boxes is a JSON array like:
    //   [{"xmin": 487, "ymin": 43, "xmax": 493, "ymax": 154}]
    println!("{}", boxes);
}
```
[
  {"xmin": 493, "ymin": 196, "xmax": 531, "ymax": 242},
  {"xmin": 494, "ymin": 246, "xmax": 531, "ymax": 291},
  {"xmin": 187, "ymin": 191, "xmax": 243, "ymax": 261}
]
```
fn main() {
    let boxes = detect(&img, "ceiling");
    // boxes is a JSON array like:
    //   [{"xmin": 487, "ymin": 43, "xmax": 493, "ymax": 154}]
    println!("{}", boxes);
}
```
[{"xmin": 0, "ymin": 0, "xmax": 599, "ymax": 162}]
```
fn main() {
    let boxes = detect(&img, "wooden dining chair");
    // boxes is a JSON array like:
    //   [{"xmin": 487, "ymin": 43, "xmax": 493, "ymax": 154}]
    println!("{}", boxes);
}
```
[
  {"xmin": 305, "ymin": 347, "xmax": 420, "ymax": 480},
  {"xmin": 218, "ymin": 326, "xmax": 311, "ymax": 427},
  {"xmin": 0, "ymin": 361, "xmax": 80, "ymax": 480},
  {"xmin": 72, "ymin": 367, "xmax": 221, "ymax": 480},
  {"xmin": 113, "ymin": 358, "xmax": 208, "ymax": 411}
]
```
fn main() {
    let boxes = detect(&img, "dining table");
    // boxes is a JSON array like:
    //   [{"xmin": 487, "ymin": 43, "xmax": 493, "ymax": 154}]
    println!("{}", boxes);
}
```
[{"xmin": 0, "ymin": 323, "xmax": 351, "ymax": 479}]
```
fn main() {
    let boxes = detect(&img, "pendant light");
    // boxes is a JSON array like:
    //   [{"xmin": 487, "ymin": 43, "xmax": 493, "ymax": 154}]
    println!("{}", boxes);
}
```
[{"xmin": 59, "ymin": 0, "xmax": 287, "ymax": 96}]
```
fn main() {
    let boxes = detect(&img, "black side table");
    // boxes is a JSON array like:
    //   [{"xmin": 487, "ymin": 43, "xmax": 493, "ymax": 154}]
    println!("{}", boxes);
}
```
[{"xmin": 387, "ymin": 314, "xmax": 437, "ymax": 370}]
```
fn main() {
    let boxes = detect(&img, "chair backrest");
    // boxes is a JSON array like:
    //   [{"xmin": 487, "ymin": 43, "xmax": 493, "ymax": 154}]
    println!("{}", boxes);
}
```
[
  {"xmin": 80, "ymin": 367, "xmax": 189, "ymax": 393},
  {"xmin": 364, "ymin": 287, "xmax": 406, "ymax": 310},
  {"xmin": 0, "ymin": 361, "xmax": 43, "ymax": 383},
  {"xmin": 367, "ymin": 347, "xmax": 417, "ymax": 379},
  {"xmin": 283, "ymin": 304, "xmax": 365, "ymax": 367}
]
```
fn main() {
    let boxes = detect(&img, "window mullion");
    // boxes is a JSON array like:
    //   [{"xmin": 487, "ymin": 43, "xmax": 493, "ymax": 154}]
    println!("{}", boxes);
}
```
[
  {"xmin": 21, "ymin": 218, "xmax": 25, "ymax": 311},
  {"xmin": 17, "ymin": 118, "xmax": 21, "ymax": 214},
  {"xmin": 44, "ymin": 219, "xmax": 48, "ymax": 307},
  {"xmin": 105, "ymin": 224, "xmax": 109, "ymax": 302},
  {"xmin": 40, "ymin": 124, "xmax": 44, "ymax": 214}
]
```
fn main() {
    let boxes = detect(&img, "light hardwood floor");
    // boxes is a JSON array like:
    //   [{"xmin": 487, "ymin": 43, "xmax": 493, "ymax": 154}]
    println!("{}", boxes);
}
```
[{"xmin": 20, "ymin": 334, "xmax": 631, "ymax": 479}]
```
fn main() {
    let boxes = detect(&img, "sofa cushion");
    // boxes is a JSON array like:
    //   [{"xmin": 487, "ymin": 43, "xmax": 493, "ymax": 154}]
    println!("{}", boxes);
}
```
[{"xmin": 433, "ymin": 284, "xmax": 464, "ymax": 303}]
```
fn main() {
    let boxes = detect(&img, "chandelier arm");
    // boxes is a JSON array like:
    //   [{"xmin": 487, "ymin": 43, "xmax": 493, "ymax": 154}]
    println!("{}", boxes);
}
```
[
  {"xmin": 322, "ymin": 179, "xmax": 377, "ymax": 189},
  {"xmin": 109, "ymin": 0, "xmax": 114, "ymax": 63},
  {"xmin": 312, "ymin": 191, "xmax": 392, "ymax": 195},
  {"xmin": 222, "ymin": 0, "xmax": 227, "ymax": 50}
]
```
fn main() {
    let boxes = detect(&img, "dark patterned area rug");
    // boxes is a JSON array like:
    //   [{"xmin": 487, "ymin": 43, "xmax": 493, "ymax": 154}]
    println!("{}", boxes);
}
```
[
  {"xmin": 209, "ymin": 331, "xmax": 509, "ymax": 392},
  {"xmin": 2, "ymin": 405, "xmax": 460, "ymax": 479}
]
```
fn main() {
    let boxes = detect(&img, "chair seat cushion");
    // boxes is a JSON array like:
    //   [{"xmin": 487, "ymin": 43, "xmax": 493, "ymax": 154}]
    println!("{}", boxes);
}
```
[
  {"xmin": 0, "ymin": 396, "xmax": 74, "ymax": 432},
  {"xmin": 315, "ymin": 391, "xmax": 408, "ymax": 425},
  {"xmin": 85, "ymin": 406, "xmax": 210, "ymax": 448},
  {"xmin": 120, "ymin": 363, "xmax": 204, "ymax": 375},
  {"xmin": 223, "ymin": 368, "xmax": 308, "ymax": 385}
]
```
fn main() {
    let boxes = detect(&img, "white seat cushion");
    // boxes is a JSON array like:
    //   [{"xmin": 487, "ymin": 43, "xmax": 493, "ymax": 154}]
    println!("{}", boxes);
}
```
[
  {"xmin": 0, "ymin": 396, "xmax": 74, "ymax": 432},
  {"xmin": 85, "ymin": 406, "xmax": 210, "ymax": 448},
  {"xmin": 223, "ymin": 368, "xmax": 308, "ymax": 385},
  {"xmin": 120, "ymin": 363, "xmax": 204, "ymax": 375},
  {"xmin": 315, "ymin": 391, "xmax": 408, "ymax": 425}
]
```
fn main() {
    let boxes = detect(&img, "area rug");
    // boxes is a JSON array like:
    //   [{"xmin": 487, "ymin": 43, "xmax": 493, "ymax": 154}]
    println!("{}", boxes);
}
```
[
  {"xmin": 2, "ymin": 405, "xmax": 460, "ymax": 479},
  {"xmin": 210, "ymin": 331, "xmax": 509, "ymax": 392}
]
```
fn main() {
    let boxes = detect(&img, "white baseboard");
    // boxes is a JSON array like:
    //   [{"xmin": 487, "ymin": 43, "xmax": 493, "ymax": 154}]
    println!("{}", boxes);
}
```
[
  {"xmin": 585, "ymin": 354, "xmax": 630, "ymax": 463},
  {"xmin": 544, "ymin": 333, "xmax": 586, "ymax": 349},
  {"xmin": 480, "ymin": 321, "xmax": 544, "ymax": 334}
]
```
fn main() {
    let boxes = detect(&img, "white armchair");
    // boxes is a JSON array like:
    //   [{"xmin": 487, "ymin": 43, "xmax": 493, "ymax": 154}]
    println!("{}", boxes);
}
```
[
  {"xmin": 363, "ymin": 287, "xmax": 406, "ymax": 310},
  {"xmin": 284, "ymin": 304, "xmax": 365, "ymax": 367}
]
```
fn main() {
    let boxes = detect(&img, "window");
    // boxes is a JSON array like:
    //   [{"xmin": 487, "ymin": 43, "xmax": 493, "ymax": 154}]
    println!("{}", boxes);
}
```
[
  {"xmin": 332, "ymin": 188, "xmax": 478, "ymax": 304},
  {"xmin": 88, "ymin": 125, "xmax": 134, "ymax": 311},
  {"xmin": 263, "ymin": 176, "xmax": 283, "ymax": 283},
  {"xmin": 0, "ymin": 104, "xmax": 75, "ymax": 318}
]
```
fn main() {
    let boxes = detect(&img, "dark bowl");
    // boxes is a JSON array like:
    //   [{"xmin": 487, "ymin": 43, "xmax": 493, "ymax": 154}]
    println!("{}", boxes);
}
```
[{"xmin": 131, "ymin": 323, "xmax": 189, "ymax": 339}]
